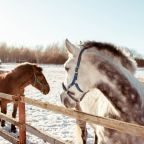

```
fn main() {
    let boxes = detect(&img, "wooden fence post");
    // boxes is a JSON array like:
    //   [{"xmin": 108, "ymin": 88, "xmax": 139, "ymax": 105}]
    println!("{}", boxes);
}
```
[{"xmin": 19, "ymin": 101, "xmax": 26, "ymax": 144}]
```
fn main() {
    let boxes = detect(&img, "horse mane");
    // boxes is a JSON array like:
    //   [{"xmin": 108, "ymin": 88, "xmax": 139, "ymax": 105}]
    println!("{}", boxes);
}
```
[
  {"xmin": 81, "ymin": 41, "xmax": 137, "ymax": 73},
  {"xmin": 13, "ymin": 62, "xmax": 42, "ymax": 73},
  {"xmin": 0, "ymin": 70, "xmax": 9, "ymax": 74}
]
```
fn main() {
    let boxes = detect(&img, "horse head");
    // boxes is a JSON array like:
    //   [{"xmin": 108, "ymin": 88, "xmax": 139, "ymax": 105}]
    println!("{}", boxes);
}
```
[
  {"xmin": 13, "ymin": 62, "xmax": 50, "ymax": 95},
  {"xmin": 31, "ymin": 64, "xmax": 50, "ymax": 95},
  {"xmin": 60, "ymin": 39, "xmax": 138, "ymax": 109},
  {"xmin": 60, "ymin": 39, "xmax": 95, "ymax": 108}
]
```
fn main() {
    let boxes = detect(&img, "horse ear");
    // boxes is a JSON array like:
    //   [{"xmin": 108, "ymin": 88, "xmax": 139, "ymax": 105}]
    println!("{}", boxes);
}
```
[
  {"xmin": 65, "ymin": 39, "xmax": 79, "ymax": 56},
  {"xmin": 33, "ymin": 64, "xmax": 43, "ymax": 72}
]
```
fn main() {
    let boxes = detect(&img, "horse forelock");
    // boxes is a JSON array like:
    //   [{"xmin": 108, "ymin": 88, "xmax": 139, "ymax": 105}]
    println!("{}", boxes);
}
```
[{"xmin": 81, "ymin": 41, "xmax": 137, "ymax": 73}]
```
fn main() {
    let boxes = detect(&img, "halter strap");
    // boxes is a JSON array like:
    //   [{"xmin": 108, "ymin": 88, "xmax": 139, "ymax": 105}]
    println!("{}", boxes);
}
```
[
  {"xmin": 62, "ymin": 83, "xmax": 89, "ymax": 102},
  {"xmin": 32, "ymin": 68, "xmax": 47, "ymax": 92},
  {"xmin": 68, "ymin": 48, "xmax": 88, "ymax": 93}
]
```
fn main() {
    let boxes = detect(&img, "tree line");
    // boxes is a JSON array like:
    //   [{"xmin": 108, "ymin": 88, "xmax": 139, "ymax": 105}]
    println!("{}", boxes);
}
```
[
  {"xmin": 0, "ymin": 42, "xmax": 144, "ymax": 67},
  {"xmin": 0, "ymin": 42, "xmax": 67, "ymax": 64}
]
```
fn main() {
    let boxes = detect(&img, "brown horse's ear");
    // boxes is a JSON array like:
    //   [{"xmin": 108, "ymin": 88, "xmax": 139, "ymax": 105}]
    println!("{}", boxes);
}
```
[
  {"xmin": 33, "ymin": 64, "xmax": 43, "ymax": 72},
  {"xmin": 65, "ymin": 39, "xmax": 80, "ymax": 56},
  {"xmin": 38, "ymin": 66, "xmax": 43, "ymax": 72}
]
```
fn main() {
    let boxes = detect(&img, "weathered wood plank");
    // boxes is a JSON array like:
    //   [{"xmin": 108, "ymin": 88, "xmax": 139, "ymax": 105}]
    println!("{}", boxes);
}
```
[
  {"xmin": 19, "ymin": 101, "xmax": 26, "ymax": 144},
  {"xmin": 26, "ymin": 123, "xmax": 65, "ymax": 144},
  {"xmin": 0, "ymin": 93, "xmax": 19, "ymax": 101},
  {"xmin": 0, "ymin": 128, "xmax": 19, "ymax": 144},
  {"xmin": 0, "ymin": 93, "xmax": 13, "ymax": 100},
  {"xmin": 1, "ymin": 92, "xmax": 144, "ymax": 138},
  {"xmin": 0, "ymin": 112, "xmax": 66, "ymax": 143},
  {"xmin": 22, "ymin": 96, "xmax": 144, "ymax": 138},
  {"xmin": 0, "ymin": 113, "xmax": 19, "ymax": 127}
]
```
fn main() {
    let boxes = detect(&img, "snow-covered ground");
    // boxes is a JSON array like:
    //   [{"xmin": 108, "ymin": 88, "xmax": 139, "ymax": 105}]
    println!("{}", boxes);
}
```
[{"xmin": 0, "ymin": 64, "xmax": 143, "ymax": 144}]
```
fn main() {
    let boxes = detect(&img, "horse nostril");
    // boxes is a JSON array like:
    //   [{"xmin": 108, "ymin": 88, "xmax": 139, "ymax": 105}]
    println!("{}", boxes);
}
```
[
  {"xmin": 43, "ymin": 86, "xmax": 50, "ymax": 95},
  {"xmin": 62, "ymin": 83, "xmax": 67, "ymax": 91},
  {"xmin": 45, "ymin": 84, "xmax": 50, "ymax": 93},
  {"xmin": 67, "ymin": 91, "xmax": 75, "ymax": 96},
  {"xmin": 47, "ymin": 87, "xmax": 50, "ymax": 93},
  {"xmin": 60, "ymin": 92, "xmax": 65, "ymax": 102},
  {"xmin": 64, "ymin": 97, "xmax": 70, "ymax": 107}
]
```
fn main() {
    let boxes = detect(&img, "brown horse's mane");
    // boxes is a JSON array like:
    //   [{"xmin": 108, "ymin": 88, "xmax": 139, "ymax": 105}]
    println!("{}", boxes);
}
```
[
  {"xmin": 0, "ymin": 70, "xmax": 9, "ymax": 74},
  {"xmin": 0, "ymin": 62, "xmax": 43, "ymax": 80},
  {"xmin": 81, "ymin": 41, "xmax": 137, "ymax": 73},
  {"xmin": 13, "ymin": 62, "xmax": 42, "ymax": 73}
]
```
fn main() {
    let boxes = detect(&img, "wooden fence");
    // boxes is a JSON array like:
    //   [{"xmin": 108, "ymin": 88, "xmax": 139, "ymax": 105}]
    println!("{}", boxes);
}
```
[
  {"xmin": 0, "ymin": 78, "xmax": 143, "ymax": 144},
  {"xmin": 0, "ymin": 93, "xmax": 66, "ymax": 144}
]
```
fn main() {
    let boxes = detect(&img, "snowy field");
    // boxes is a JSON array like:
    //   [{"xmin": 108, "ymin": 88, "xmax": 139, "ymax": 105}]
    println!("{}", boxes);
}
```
[{"xmin": 0, "ymin": 63, "xmax": 143, "ymax": 144}]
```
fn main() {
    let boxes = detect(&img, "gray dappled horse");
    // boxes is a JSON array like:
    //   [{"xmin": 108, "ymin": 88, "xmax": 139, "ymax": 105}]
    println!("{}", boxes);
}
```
[{"xmin": 60, "ymin": 39, "xmax": 144, "ymax": 144}]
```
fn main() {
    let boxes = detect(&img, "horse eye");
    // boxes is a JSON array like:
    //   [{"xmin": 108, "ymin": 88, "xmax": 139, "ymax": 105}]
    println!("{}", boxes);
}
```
[{"xmin": 65, "ymin": 67, "xmax": 70, "ymax": 71}]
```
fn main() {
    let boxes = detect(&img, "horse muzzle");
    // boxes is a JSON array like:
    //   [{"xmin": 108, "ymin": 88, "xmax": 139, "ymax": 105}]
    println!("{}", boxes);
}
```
[
  {"xmin": 43, "ymin": 85, "xmax": 50, "ymax": 95},
  {"xmin": 60, "ymin": 91, "xmax": 76, "ymax": 108}
]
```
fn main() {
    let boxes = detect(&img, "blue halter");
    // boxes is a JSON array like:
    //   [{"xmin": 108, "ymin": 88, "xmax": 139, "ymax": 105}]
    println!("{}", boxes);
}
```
[
  {"xmin": 68, "ymin": 48, "xmax": 87, "ymax": 92},
  {"xmin": 62, "ymin": 47, "xmax": 88, "ymax": 102}
]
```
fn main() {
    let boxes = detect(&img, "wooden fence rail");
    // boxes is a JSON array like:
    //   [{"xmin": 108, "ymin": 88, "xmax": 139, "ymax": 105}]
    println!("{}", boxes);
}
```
[
  {"xmin": 0, "ymin": 128, "xmax": 19, "ymax": 144},
  {"xmin": 26, "ymin": 124, "xmax": 65, "ymax": 144},
  {"xmin": 0, "ymin": 93, "xmax": 66, "ymax": 144},
  {"xmin": 22, "ymin": 97, "xmax": 144, "ymax": 138},
  {"xmin": 0, "ymin": 110, "xmax": 65, "ymax": 144},
  {"xmin": 1, "ymin": 93, "xmax": 144, "ymax": 138}
]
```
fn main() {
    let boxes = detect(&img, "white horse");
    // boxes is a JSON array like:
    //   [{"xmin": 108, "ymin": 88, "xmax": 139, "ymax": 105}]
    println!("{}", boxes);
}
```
[{"xmin": 60, "ymin": 39, "xmax": 144, "ymax": 144}]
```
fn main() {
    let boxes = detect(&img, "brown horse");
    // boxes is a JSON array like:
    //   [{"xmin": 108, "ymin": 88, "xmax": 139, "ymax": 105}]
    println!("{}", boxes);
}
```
[{"xmin": 0, "ymin": 62, "xmax": 50, "ymax": 132}]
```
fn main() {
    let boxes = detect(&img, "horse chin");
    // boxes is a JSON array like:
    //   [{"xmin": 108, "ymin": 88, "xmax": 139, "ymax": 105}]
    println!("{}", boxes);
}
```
[
  {"xmin": 42, "ymin": 88, "xmax": 50, "ymax": 95},
  {"xmin": 64, "ymin": 101, "xmax": 76, "ymax": 108},
  {"xmin": 35, "ymin": 85, "xmax": 49, "ymax": 95},
  {"xmin": 60, "ymin": 93, "xmax": 76, "ymax": 108},
  {"xmin": 63, "ymin": 97, "xmax": 76, "ymax": 108},
  {"xmin": 42, "ymin": 91, "xmax": 48, "ymax": 95}
]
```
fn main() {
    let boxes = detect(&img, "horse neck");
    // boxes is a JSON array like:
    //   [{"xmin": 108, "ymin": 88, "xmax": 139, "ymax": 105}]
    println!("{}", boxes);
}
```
[
  {"xmin": 94, "ymin": 60, "xmax": 144, "ymax": 123},
  {"xmin": 7, "ymin": 70, "xmax": 33, "ymax": 90}
]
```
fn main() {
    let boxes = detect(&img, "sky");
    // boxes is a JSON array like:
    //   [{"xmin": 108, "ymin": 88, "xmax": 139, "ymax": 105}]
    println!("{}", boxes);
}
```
[{"xmin": 0, "ymin": 0, "xmax": 144, "ymax": 55}]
